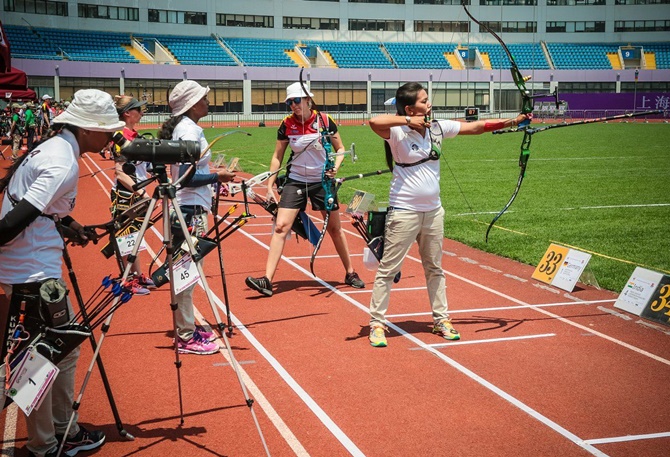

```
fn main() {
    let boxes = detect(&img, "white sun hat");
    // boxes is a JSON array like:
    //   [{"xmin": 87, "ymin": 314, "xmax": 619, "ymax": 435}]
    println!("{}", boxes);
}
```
[
  {"xmin": 52, "ymin": 89, "xmax": 126, "ymax": 132},
  {"xmin": 42, "ymin": 94, "xmax": 53, "ymax": 100},
  {"xmin": 284, "ymin": 81, "xmax": 314, "ymax": 102},
  {"xmin": 169, "ymin": 80, "xmax": 210, "ymax": 117}
]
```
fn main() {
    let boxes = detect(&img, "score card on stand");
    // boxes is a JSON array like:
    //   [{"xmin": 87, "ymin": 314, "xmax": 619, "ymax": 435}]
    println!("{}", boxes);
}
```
[{"xmin": 532, "ymin": 243, "xmax": 592, "ymax": 292}]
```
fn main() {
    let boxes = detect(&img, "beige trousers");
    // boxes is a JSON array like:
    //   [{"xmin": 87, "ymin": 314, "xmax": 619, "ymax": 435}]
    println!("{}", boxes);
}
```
[{"xmin": 369, "ymin": 206, "xmax": 449, "ymax": 327}]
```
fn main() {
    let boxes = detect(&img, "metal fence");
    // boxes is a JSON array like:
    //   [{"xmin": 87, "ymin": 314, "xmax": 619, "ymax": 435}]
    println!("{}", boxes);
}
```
[{"xmin": 136, "ymin": 109, "xmax": 667, "ymax": 129}]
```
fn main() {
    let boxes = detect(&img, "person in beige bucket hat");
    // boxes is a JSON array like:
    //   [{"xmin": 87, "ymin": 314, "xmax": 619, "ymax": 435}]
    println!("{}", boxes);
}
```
[
  {"xmin": 158, "ymin": 80, "xmax": 235, "ymax": 355},
  {"xmin": 0, "ymin": 88, "xmax": 121, "ymax": 456}
]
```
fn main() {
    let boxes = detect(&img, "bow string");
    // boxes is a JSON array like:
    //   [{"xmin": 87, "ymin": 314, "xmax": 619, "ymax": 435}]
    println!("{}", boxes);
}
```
[{"xmin": 461, "ymin": 1, "xmax": 562, "ymax": 242}]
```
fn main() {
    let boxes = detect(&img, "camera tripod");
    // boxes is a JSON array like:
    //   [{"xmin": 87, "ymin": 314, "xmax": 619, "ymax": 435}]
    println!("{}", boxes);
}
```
[{"xmin": 57, "ymin": 163, "xmax": 270, "ymax": 456}]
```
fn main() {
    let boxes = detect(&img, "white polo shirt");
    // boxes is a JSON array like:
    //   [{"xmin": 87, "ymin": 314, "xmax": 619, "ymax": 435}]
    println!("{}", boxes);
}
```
[
  {"xmin": 169, "ymin": 116, "xmax": 212, "ymax": 210},
  {"xmin": 0, "ymin": 129, "xmax": 80, "ymax": 284},
  {"xmin": 386, "ymin": 119, "xmax": 460, "ymax": 212}
]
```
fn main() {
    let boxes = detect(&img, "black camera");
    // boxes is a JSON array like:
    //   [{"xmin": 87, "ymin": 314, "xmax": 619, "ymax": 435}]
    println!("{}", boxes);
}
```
[{"xmin": 112, "ymin": 132, "xmax": 201, "ymax": 164}]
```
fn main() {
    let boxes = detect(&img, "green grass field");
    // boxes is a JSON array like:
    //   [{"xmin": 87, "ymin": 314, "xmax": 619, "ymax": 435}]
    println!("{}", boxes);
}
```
[{"xmin": 150, "ymin": 122, "xmax": 670, "ymax": 293}]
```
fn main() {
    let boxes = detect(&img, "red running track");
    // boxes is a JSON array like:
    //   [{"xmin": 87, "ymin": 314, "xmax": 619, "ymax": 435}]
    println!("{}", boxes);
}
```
[{"xmin": 2, "ymin": 151, "xmax": 670, "ymax": 457}]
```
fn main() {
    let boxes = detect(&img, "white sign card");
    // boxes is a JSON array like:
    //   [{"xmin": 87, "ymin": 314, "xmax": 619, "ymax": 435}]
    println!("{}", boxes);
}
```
[
  {"xmin": 5, "ymin": 347, "xmax": 60, "ymax": 416},
  {"xmin": 550, "ymin": 249, "xmax": 592, "ymax": 291},
  {"xmin": 614, "ymin": 267, "xmax": 663, "ymax": 317}
]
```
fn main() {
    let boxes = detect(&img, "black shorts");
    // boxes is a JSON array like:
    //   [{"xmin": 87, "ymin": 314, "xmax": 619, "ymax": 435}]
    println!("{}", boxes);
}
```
[{"xmin": 278, "ymin": 179, "xmax": 339, "ymax": 211}]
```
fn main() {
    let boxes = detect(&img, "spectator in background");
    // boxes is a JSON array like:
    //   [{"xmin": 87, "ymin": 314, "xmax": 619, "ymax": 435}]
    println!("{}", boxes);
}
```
[
  {"xmin": 24, "ymin": 101, "xmax": 37, "ymax": 151},
  {"xmin": 40, "ymin": 94, "xmax": 53, "ymax": 136},
  {"xmin": 9, "ymin": 103, "xmax": 23, "ymax": 161}
]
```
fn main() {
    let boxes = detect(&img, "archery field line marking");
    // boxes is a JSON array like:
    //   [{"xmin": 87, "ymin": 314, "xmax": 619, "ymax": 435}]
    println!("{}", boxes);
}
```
[
  {"xmin": 585, "ymin": 431, "xmax": 670, "ymax": 445},
  {"xmin": 410, "ymin": 333, "xmax": 556, "ymax": 350},
  {"xmin": 336, "ymin": 214, "xmax": 670, "ymax": 367},
  {"xmin": 386, "ymin": 298, "xmax": 616, "ymax": 319},
  {"xmin": 235, "ymin": 226, "xmax": 655, "ymax": 456},
  {"xmin": 455, "ymin": 202, "xmax": 670, "ymax": 216},
  {"xmin": 81, "ymin": 156, "xmax": 312, "ymax": 456},
  {"xmin": 192, "ymin": 308, "xmax": 310, "ymax": 457},
  {"xmin": 343, "ymin": 286, "xmax": 428, "ymax": 295},
  {"xmin": 550, "ymin": 240, "xmax": 670, "ymax": 275},
  {"xmin": 457, "ymin": 155, "xmax": 666, "ymax": 164},
  {"xmin": 84, "ymin": 157, "xmax": 667, "ymax": 450}
]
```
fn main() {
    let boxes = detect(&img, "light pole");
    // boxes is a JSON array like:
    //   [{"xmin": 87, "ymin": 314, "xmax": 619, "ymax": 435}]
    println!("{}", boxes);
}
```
[{"xmin": 633, "ymin": 69, "xmax": 639, "ymax": 112}]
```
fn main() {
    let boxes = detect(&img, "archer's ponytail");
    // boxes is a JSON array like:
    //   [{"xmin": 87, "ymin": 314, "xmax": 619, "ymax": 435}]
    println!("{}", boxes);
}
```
[
  {"xmin": 158, "ymin": 115, "xmax": 183, "ymax": 140},
  {"xmin": 381, "ymin": 82, "xmax": 425, "ymax": 172}
]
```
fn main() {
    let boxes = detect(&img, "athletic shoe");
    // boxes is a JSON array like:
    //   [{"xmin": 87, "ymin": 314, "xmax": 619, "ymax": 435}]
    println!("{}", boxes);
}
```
[
  {"xmin": 369, "ymin": 324, "xmax": 388, "ymax": 348},
  {"xmin": 432, "ymin": 318, "xmax": 460, "ymax": 340},
  {"xmin": 138, "ymin": 273, "xmax": 157, "ymax": 289},
  {"xmin": 127, "ymin": 278, "xmax": 150, "ymax": 296},
  {"xmin": 344, "ymin": 271, "xmax": 365, "ymax": 289},
  {"xmin": 178, "ymin": 332, "xmax": 219, "ymax": 355},
  {"xmin": 55, "ymin": 425, "xmax": 106, "ymax": 456},
  {"xmin": 28, "ymin": 447, "xmax": 58, "ymax": 457},
  {"xmin": 245, "ymin": 276, "xmax": 273, "ymax": 297},
  {"xmin": 195, "ymin": 324, "xmax": 216, "ymax": 342}
]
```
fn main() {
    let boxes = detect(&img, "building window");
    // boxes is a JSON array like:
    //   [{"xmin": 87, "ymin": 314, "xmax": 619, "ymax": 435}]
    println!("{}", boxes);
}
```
[
  {"xmin": 480, "ymin": 0, "xmax": 538, "ymax": 5},
  {"xmin": 148, "ymin": 9, "xmax": 207, "ymax": 25},
  {"xmin": 349, "ymin": 19, "xmax": 405, "ymax": 32},
  {"xmin": 4, "ymin": 0, "xmax": 68, "ymax": 16},
  {"xmin": 283, "ymin": 17, "xmax": 339, "ymax": 30},
  {"xmin": 546, "ymin": 21, "xmax": 605, "ymax": 32},
  {"xmin": 216, "ymin": 14, "xmax": 273, "ymax": 28},
  {"xmin": 415, "ymin": 21, "xmax": 470, "ymax": 33},
  {"xmin": 546, "ymin": 0, "xmax": 605, "ymax": 5},
  {"xmin": 614, "ymin": 20, "xmax": 670, "ymax": 31},
  {"xmin": 348, "ymin": 0, "xmax": 405, "ymax": 4},
  {"xmin": 480, "ymin": 21, "xmax": 537, "ymax": 33},
  {"xmin": 415, "ymin": 0, "xmax": 468, "ymax": 4},
  {"xmin": 78, "ymin": 4, "xmax": 139, "ymax": 21}
]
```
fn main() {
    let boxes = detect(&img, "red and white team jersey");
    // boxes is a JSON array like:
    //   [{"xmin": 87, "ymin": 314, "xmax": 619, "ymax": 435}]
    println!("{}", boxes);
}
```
[{"xmin": 278, "ymin": 111, "xmax": 338, "ymax": 183}]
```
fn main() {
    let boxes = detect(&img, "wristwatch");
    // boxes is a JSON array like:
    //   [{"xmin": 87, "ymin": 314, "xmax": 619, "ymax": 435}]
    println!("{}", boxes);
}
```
[{"xmin": 405, "ymin": 115, "xmax": 411, "ymax": 125}]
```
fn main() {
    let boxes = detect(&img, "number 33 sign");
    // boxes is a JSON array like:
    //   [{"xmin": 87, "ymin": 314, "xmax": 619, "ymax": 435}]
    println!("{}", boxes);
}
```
[{"xmin": 532, "ymin": 243, "xmax": 592, "ymax": 292}]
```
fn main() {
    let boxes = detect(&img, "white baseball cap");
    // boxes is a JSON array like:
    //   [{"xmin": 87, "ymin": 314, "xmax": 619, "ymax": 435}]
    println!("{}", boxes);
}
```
[
  {"xmin": 169, "ymin": 80, "xmax": 209, "ymax": 117},
  {"xmin": 284, "ymin": 82, "xmax": 313, "ymax": 102},
  {"xmin": 42, "ymin": 94, "xmax": 53, "ymax": 100},
  {"xmin": 52, "ymin": 89, "xmax": 126, "ymax": 132}
]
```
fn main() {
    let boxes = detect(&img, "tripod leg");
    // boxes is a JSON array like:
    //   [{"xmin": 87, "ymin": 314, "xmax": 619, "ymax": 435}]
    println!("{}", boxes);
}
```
[
  {"xmin": 163, "ymin": 196, "xmax": 186, "ymax": 425},
  {"xmin": 61, "ymin": 243, "xmax": 134, "ymax": 440},
  {"xmin": 171, "ymin": 204, "xmax": 270, "ymax": 455},
  {"xmin": 58, "ymin": 194, "xmax": 161, "ymax": 455}
]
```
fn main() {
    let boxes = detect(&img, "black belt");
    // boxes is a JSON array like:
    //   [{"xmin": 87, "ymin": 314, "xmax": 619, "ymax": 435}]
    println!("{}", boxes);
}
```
[{"xmin": 180, "ymin": 205, "xmax": 208, "ymax": 215}]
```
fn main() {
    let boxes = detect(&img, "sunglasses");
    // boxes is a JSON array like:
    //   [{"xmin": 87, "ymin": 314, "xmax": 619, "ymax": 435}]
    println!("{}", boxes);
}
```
[{"xmin": 286, "ymin": 97, "xmax": 302, "ymax": 106}]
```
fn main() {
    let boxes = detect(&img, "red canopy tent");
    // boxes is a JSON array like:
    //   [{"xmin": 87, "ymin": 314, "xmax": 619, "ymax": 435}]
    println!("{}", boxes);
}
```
[{"xmin": 0, "ymin": 21, "xmax": 37, "ymax": 102}]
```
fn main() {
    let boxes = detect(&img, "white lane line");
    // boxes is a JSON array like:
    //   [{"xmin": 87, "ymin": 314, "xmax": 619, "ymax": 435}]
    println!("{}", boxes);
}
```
[
  {"xmin": 386, "ymin": 299, "xmax": 616, "ymax": 318},
  {"xmin": 405, "ymin": 253, "xmax": 670, "ymax": 367},
  {"xmin": 413, "ymin": 333, "xmax": 556, "ymax": 349},
  {"xmin": 344, "ymin": 286, "xmax": 427, "ymax": 295},
  {"xmin": 80, "ymin": 157, "xmax": 312, "ymax": 456},
  {"xmin": 237, "ymin": 229, "xmax": 606, "ymax": 457},
  {"xmin": 193, "ymin": 308, "xmax": 310, "ymax": 457},
  {"xmin": 585, "ymin": 431, "xmax": 670, "ymax": 445},
  {"xmin": 287, "ymin": 254, "xmax": 363, "ymax": 260}
]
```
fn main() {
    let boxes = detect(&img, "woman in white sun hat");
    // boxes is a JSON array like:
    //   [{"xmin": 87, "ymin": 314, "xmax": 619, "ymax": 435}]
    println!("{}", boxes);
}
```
[
  {"xmin": 0, "ymin": 89, "xmax": 122, "ymax": 456},
  {"xmin": 158, "ymin": 79, "xmax": 235, "ymax": 355}
]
